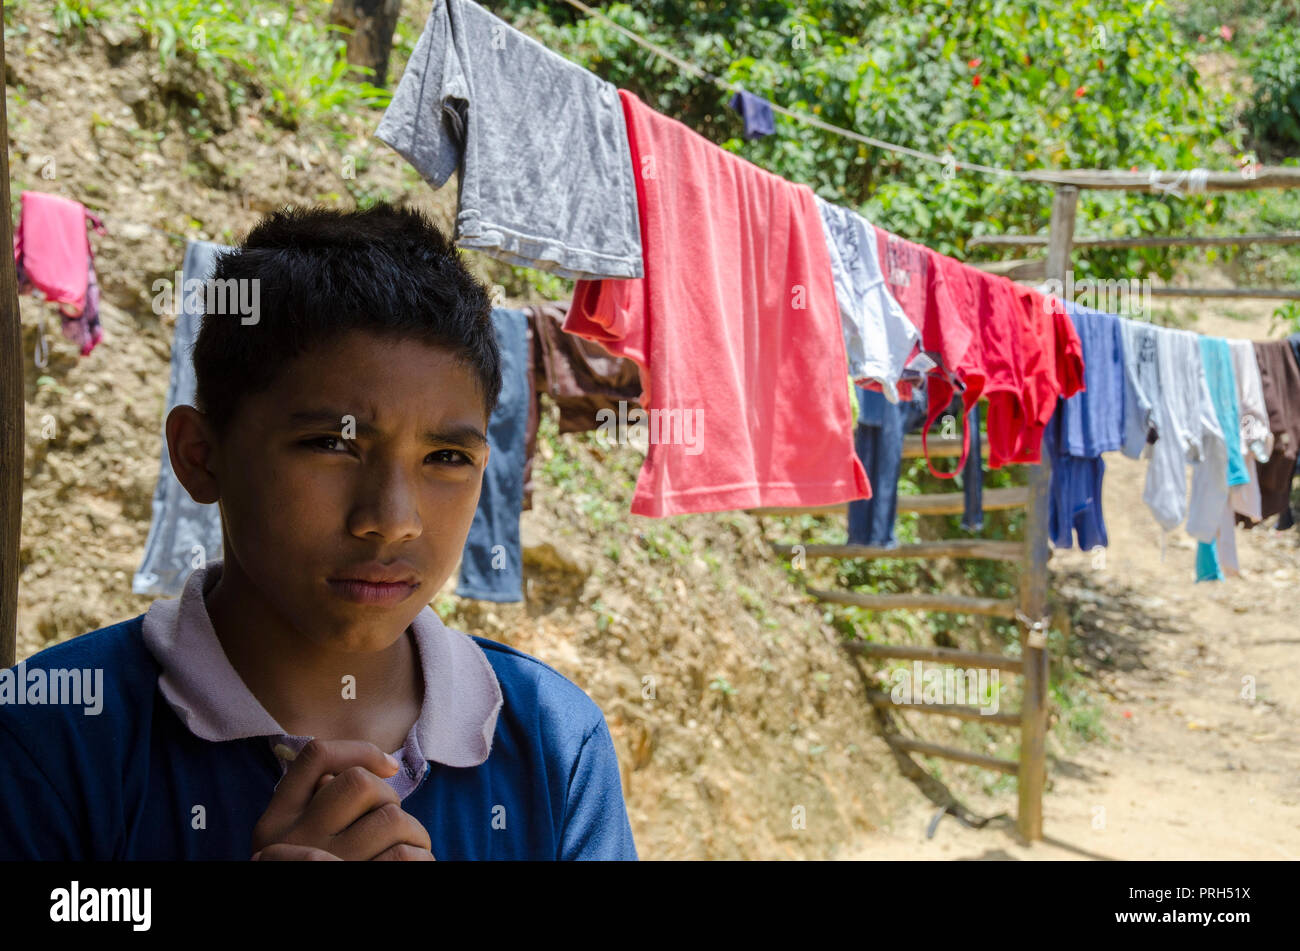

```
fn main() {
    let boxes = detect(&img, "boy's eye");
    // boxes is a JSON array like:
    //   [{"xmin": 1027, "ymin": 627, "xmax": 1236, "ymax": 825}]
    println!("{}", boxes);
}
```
[
  {"xmin": 301, "ymin": 438, "xmax": 471, "ymax": 466},
  {"xmin": 304, "ymin": 435, "xmax": 351, "ymax": 453},
  {"xmin": 427, "ymin": 449, "xmax": 472, "ymax": 466}
]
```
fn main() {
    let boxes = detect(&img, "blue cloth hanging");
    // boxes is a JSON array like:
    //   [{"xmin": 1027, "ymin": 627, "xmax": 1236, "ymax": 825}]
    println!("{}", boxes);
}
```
[{"xmin": 728, "ymin": 89, "xmax": 776, "ymax": 140}]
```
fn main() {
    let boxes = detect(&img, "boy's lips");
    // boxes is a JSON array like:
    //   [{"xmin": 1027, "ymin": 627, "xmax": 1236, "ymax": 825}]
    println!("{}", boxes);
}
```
[
  {"xmin": 327, "ymin": 563, "xmax": 421, "ymax": 605},
  {"xmin": 330, "ymin": 562, "xmax": 420, "ymax": 585}
]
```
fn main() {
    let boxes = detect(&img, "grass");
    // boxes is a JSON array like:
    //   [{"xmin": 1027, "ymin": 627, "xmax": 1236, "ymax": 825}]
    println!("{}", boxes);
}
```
[{"xmin": 17, "ymin": 0, "xmax": 401, "ymax": 136}]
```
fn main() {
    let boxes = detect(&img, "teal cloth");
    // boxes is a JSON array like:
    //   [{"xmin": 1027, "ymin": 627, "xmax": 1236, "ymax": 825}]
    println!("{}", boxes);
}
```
[
  {"xmin": 1200, "ymin": 336, "xmax": 1248, "ymax": 487},
  {"xmin": 1195, "ymin": 336, "xmax": 1246, "ymax": 582},
  {"xmin": 1196, "ymin": 538, "xmax": 1225, "ymax": 582}
]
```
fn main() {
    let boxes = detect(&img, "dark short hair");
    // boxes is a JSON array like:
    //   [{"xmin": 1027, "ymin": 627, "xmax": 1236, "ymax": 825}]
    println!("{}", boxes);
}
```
[{"xmin": 191, "ymin": 203, "xmax": 500, "ymax": 438}]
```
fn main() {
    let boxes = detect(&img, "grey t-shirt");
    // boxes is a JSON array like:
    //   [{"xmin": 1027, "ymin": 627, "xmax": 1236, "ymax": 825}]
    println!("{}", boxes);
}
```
[{"xmin": 375, "ymin": 0, "xmax": 644, "ymax": 281}]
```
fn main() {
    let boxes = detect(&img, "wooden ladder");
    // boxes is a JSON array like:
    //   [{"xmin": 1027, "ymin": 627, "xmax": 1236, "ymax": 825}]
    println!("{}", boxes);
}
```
[
  {"xmin": 751, "ymin": 189, "xmax": 1078, "ymax": 842},
  {"xmin": 753, "ymin": 432, "xmax": 1053, "ymax": 840}
]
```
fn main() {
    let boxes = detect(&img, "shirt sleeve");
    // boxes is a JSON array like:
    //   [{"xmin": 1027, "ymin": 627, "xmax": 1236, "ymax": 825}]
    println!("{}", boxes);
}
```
[
  {"xmin": 374, "ymin": 3, "xmax": 462, "ymax": 190},
  {"xmin": 1053, "ymin": 301, "xmax": 1086, "ymax": 399},
  {"xmin": 563, "ymin": 279, "xmax": 649, "ymax": 409},
  {"xmin": 559, "ymin": 716, "xmax": 638, "ymax": 861}
]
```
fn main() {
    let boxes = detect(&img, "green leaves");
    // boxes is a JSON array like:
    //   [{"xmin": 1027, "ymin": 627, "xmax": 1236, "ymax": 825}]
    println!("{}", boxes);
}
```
[
  {"xmin": 507, "ymin": 0, "xmax": 1234, "ymax": 276},
  {"xmin": 1243, "ymin": 24, "xmax": 1300, "ymax": 158}
]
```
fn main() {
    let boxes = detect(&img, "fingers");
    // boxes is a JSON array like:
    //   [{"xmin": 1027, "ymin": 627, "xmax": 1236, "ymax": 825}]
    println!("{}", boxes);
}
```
[
  {"xmin": 329, "ymin": 801, "xmax": 433, "ymax": 861},
  {"xmin": 290, "ymin": 765, "xmax": 403, "ymax": 850},
  {"xmin": 371, "ymin": 844, "xmax": 437, "ymax": 861},
  {"xmin": 253, "ymin": 740, "xmax": 399, "ymax": 850},
  {"xmin": 253, "ymin": 843, "xmax": 342, "ymax": 862}
]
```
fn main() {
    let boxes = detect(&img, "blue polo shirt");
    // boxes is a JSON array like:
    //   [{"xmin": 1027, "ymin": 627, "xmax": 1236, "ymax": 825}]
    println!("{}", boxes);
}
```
[{"xmin": 0, "ymin": 568, "xmax": 637, "ymax": 861}]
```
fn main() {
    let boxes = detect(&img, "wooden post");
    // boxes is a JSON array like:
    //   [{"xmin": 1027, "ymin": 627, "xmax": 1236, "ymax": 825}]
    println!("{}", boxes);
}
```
[
  {"xmin": 1, "ymin": 14, "xmax": 22, "ymax": 669},
  {"xmin": 1018, "ymin": 185, "xmax": 1076, "ymax": 841}
]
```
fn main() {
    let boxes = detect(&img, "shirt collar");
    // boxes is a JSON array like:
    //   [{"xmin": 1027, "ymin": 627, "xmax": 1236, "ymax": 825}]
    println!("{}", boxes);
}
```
[{"xmin": 140, "ymin": 560, "xmax": 503, "ymax": 768}]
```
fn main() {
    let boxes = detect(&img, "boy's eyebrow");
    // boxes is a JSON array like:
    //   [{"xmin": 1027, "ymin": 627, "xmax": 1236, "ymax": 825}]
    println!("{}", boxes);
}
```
[{"xmin": 287, "ymin": 410, "xmax": 488, "ymax": 448}]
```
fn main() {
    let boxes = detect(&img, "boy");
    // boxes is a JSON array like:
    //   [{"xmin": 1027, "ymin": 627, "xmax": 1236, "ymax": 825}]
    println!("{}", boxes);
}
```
[{"xmin": 0, "ymin": 204, "xmax": 638, "ymax": 860}]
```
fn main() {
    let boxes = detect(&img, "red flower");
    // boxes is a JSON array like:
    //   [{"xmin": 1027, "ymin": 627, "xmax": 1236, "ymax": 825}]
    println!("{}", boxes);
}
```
[
  {"xmin": 968, "ymin": 57, "xmax": 982, "ymax": 68},
  {"xmin": 1197, "ymin": 33, "xmax": 1206, "ymax": 43},
  {"xmin": 972, "ymin": 75, "xmax": 982, "ymax": 87},
  {"xmin": 1219, "ymin": 25, "xmax": 1234, "ymax": 41},
  {"xmin": 1130, "ymin": 165, "xmax": 1138, "ymax": 172},
  {"xmin": 1074, "ymin": 85, "xmax": 1087, "ymax": 98}
]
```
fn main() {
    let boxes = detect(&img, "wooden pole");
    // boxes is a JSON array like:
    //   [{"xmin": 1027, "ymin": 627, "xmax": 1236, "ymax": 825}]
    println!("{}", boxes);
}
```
[
  {"xmin": 843, "ymin": 641, "xmax": 1025, "ymax": 674},
  {"xmin": 1021, "ymin": 166, "xmax": 1300, "ymax": 191},
  {"xmin": 1146, "ymin": 287, "xmax": 1300, "ymax": 300},
  {"xmin": 1017, "ymin": 185, "xmax": 1076, "ymax": 841},
  {"xmin": 1, "ymin": 16, "xmax": 21, "ymax": 670},
  {"xmin": 968, "ymin": 231, "xmax": 1300, "ymax": 249},
  {"xmin": 771, "ymin": 539, "xmax": 1024, "ymax": 561}
]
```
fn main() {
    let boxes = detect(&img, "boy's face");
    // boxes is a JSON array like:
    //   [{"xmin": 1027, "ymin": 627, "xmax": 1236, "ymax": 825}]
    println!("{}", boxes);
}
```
[{"xmin": 206, "ymin": 330, "xmax": 490, "ymax": 653}]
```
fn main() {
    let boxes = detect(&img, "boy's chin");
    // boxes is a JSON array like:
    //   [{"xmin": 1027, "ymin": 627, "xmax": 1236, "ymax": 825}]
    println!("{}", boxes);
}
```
[{"xmin": 307, "ymin": 603, "xmax": 425, "ymax": 653}]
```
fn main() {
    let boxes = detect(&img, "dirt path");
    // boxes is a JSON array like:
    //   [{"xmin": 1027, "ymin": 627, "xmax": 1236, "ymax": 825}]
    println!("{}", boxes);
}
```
[{"xmin": 841, "ymin": 306, "xmax": 1300, "ymax": 860}]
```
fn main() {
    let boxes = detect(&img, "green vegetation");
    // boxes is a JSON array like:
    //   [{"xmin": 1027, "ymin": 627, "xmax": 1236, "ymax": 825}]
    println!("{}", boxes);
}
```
[
  {"xmin": 16, "ymin": 0, "xmax": 398, "ymax": 130},
  {"xmin": 503, "ymin": 0, "xmax": 1243, "ymax": 281},
  {"xmin": 1242, "ymin": 26, "xmax": 1300, "ymax": 158}
]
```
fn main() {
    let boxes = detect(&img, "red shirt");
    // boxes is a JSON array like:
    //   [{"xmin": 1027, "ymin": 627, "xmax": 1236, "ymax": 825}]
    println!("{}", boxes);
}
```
[
  {"xmin": 876, "ymin": 228, "xmax": 928, "ymax": 329},
  {"xmin": 874, "ymin": 228, "xmax": 928, "ymax": 402},
  {"xmin": 565, "ymin": 90, "xmax": 870, "ymax": 516},
  {"xmin": 1008, "ymin": 286, "xmax": 1085, "ymax": 463},
  {"xmin": 919, "ymin": 253, "xmax": 984, "ymax": 477},
  {"xmin": 974, "ymin": 271, "xmax": 1027, "ymax": 469},
  {"xmin": 1052, "ymin": 295, "xmax": 1086, "ymax": 399}
]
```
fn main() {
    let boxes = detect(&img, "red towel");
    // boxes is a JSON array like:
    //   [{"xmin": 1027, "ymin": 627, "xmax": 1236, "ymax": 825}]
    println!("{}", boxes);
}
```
[{"xmin": 566, "ymin": 90, "xmax": 869, "ymax": 516}]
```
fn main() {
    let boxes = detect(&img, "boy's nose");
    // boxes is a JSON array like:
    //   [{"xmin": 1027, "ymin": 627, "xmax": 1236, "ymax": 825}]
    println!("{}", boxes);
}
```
[{"xmin": 347, "ymin": 461, "xmax": 423, "ymax": 542}]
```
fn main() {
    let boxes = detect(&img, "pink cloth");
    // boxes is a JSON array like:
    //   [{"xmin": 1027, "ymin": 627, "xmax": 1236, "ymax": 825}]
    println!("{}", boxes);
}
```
[
  {"xmin": 14, "ymin": 191, "xmax": 106, "ymax": 356},
  {"xmin": 13, "ymin": 191, "xmax": 103, "ymax": 316},
  {"xmin": 566, "ymin": 90, "xmax": 870, "ymax": 516}
]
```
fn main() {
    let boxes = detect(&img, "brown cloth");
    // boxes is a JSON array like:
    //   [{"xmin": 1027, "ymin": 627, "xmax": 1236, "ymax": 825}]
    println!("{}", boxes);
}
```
[
  {"xmin": 520, "ymin": 302, "xmax": 642, "ymax": 507},
  {"xmin": 1251, "ymin": 339, "xmax": 1300, "ymax": 522}
]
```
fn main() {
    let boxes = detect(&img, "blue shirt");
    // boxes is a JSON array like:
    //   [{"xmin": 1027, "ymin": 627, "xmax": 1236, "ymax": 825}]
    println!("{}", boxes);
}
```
[
  {"xmin": 1061, "ymin": 303, "xmax": 1126, "ymax": 458},
  {"xmin": 0, "ymin": 610, "xmax": 638, "ymax": 861}
]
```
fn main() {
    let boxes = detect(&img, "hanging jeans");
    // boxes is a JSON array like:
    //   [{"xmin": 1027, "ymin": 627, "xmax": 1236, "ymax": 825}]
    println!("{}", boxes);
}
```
[
  {"xmin": 848, "ymin": 385, "xmax": 983, "ymax": 547},
  {"xmin": 457, "ymin": 307, "xmax": 530, "ymax": 601}
]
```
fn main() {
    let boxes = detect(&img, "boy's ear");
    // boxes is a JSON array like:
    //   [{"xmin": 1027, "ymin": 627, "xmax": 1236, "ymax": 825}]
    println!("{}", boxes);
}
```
[{"xmin": 166, "ymin": 405, "xmax": 222, "ymax": 505}]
